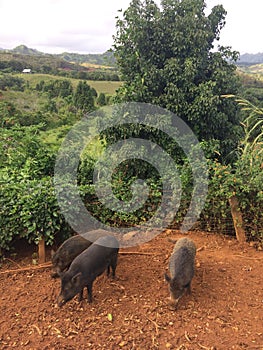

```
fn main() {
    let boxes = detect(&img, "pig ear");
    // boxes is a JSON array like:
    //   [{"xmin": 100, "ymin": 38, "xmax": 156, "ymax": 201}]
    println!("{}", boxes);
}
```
[
  {"xmin": 164, "ymin": 273, "xmax": 171, "ymax": 283},
  {"xmin": 72, "ymin": 272, "xmax": 82, "ymax": 285}
]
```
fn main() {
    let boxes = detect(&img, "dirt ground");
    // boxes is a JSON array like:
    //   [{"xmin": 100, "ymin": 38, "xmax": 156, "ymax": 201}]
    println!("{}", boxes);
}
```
[{"xmin": 0, "ymin": 230, "xmax": 262, "ymax": 350}]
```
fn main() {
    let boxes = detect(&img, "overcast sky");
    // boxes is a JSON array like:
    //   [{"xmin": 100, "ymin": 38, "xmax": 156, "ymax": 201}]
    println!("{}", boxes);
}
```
[{"xmin": 0, "ymin": 0, "xmax": 261, "ymax": 55}]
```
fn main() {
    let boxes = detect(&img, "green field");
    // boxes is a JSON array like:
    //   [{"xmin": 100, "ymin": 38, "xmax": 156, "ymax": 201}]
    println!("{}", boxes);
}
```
[
  {"xmin": 237, "ymin": 64, "xmax": 263, "ymax": 80},
  {"xmin": 15, "ymin": 73, "xmax": 122, "ymax": 95}
]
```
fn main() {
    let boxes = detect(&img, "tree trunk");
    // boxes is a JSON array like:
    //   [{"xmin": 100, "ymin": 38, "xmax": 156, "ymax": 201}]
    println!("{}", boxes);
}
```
[{"xmin": 229, "ymin": 195, "xmax": 246, "ymax": 243}]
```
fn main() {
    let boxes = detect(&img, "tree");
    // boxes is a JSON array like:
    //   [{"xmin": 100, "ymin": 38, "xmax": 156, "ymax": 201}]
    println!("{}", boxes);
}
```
[
  {"xmin": 73, "ymin": 81, "xmax": 95, "ymax": 113},
  {"xmin": 113, "ymin": 0, "xmax": 242, "ymax": 160},
  {"xmin": 97, "ymin": 92, "xmax": 107, "ymax": 106}
]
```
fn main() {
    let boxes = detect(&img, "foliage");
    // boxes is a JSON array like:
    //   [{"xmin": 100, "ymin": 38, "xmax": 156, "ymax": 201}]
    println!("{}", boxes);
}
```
[
  {"xmin": 0, "ymin": 125, "xmax": 71, "ymax": 250},
  {"xmin": 35, "ymin": 79, "xmax": 73, "ymax": 98},
  {"xmin": 113, "ymin": 0, "xmax": 242, "ymax": 159},
  {"xmin": 0, "ymin": 74, "xmax": 26, "ymax": 91},
  {"xmin": 200, "ymin": 98, "xmax": 263, "ymax": 241},
  {"xmin": 59, "ymin": 50, "xmax": 116, "ymax": 66},
  {"xmin": 241, "ymin": 87, "xmax": 263, "ymax": 107},
  {"xmin": 0, "ymin": 73, "xmax": 119, "ymax": 252},
  {"xmin": 73, "ymin": 81, "xmax": 96, "ymax": 112},
  {"xmin": 0, "ymin": 101, "xmax": 22, "ymax": 127},
  {"xmin": 0, "ymin": 125, "xmax": 55, "ymax": 177},
  {"xmin": 0, "ymin": 48, "xmax": 119, "ymax": 80},
  {"xmin": 0, "ymin": 175, "xmax": 69, "ymax": 250},
  {"xmin": 97, "ymin": 92, "xmax": 107, "ymax": 106},
  {"xmin": 0, "ymin": 51, "xmax": 82, "ymax": 74}
]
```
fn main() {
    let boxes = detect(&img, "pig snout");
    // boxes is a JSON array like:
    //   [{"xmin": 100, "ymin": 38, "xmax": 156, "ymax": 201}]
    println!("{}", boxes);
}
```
[{"xmin": 57, "ymin": 294, "xmax": 66, "ymax": 307}]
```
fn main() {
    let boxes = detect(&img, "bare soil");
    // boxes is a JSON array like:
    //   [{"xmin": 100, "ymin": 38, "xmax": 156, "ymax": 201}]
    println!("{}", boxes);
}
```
[{"xmin": 0, "ymin": 230, "xmax": 262, "ymax": 350}]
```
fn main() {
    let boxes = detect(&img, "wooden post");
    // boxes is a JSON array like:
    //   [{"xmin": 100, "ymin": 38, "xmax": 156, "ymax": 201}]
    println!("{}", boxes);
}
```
[
  {"xmin": 38, "ymin": 237, "xmax": 46, "ymax": 264},
  {"xmin": 229, "ymin": 195, "xmax": 246, "ymax": 243}
]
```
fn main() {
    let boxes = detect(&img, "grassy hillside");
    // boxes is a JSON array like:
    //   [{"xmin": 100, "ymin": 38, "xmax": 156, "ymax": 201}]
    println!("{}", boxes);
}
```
[
  {"xmin": 0, "ymin": 45, "xmax": 116, "ymax": 73},
  {"xmin": 0, "ymin": 72, "xmax": 122, "ymax": 149},
  {"xmin": 1, "ymin": 89, "xmax": 46, "ymax": 113},
  {"xmin": 14, "ymin": 73, "xmax": 122, "ymax": 95},
  {"xmin": 237, "ymin": 64, "xmax": 263, "ymax": 77},
  {"xmin": 0, "ymin": 51, "xmax": 85, "ymax": 73}
]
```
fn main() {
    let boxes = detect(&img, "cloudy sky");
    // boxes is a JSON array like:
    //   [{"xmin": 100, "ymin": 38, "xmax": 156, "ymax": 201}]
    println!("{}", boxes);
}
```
[{"xmin": 0, "ymin": 0, "xmax": 262, "ymax": 54}]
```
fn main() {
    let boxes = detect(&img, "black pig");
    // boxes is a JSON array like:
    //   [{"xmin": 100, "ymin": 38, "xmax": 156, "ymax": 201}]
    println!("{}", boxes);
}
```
[
  {"xmin": 57, "ymin": 235, "xmax": 119, "ymax": 306},
  {"xmin": 51, "ymin": 229, "xmax": 110, "ymax": 278},
  {"xmin": 165, "ymin": 237, "xmax": 196, "ymax": 307}
]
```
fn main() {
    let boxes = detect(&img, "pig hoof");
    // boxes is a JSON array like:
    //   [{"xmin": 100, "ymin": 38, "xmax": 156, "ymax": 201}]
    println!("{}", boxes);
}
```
[{"xmin": 51, "ymin": 273, "xmax": 59, "ymax": 278}]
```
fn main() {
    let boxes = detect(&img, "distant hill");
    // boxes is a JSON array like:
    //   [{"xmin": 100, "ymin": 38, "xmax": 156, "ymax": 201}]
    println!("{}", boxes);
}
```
[
  {"xmin": 238, "ymin": 53, "xmax": 263, "ymax": 65},
  {"xmin": 3, "ymin": 44, "xmax": 263, "ymax": 67},
  {"xmin": 1, "ymin": 44, "xmax": 116, "ymax": 67},
  {"xmin": 0, "ymin": 50, "xmax": 87, "ymax": 73},
  {"xmin": 12, "ymin": 45, "xmax": 44, "ymax": 56},
  {"xmin": 58, "ymin": 51, "xmax": 115, "ymax": 67}
]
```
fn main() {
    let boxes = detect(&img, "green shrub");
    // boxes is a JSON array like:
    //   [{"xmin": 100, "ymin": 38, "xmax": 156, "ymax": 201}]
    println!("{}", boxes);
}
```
[
  {"xmin": 0, "ymin": 175, "xmax": 70, "ymax": 250},
  {"xmin": 199, "ymin": 98, "xmax": 263, "ymax": 241}
]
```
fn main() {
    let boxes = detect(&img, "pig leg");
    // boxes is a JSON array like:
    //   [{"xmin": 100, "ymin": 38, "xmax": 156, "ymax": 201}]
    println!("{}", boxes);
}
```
[
  {"xmin": 78, "ymin": 288, "xmax": 84, "ymax": 302},
  {"xmin": 87, "ymin": 282, "xmax": 93, "ymax": 303},
  {"xmin": 51, "ymin": 271, "xmax": 59, "ymax": 278},
  {"xmin": 106, "ymin": 265, "xmax": 111, "ymax": 277},
  {"xmin": 185, "ymin": 282, "xmax": 191, "ymax": 295},
  {"xmin": 110, "ymin": 256, "xmax": 118, "ymax": 278}
]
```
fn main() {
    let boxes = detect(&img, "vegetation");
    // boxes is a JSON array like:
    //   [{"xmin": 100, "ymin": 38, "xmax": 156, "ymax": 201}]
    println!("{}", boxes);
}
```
[
  {"xmin": 0, "ymin": 46, "xmax": 119, "ymax": 81},
  {"xmin": 200, "ymin": 98, "xmax": 263, "ymax": 241},
  {"xmin": 113, "ymin": 0, "xmax": 241, "ymax": 160},
  {"xmin": 0, "ymin": 1, "xmax": 262, "ymax": 252}
]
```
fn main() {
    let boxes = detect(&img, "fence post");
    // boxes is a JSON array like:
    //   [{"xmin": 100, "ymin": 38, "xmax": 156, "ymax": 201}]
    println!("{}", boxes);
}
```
[
  {"xmin": 38, "ymin": 237, "xmax": 46, "ymax": 264},
  {"xmin": 229, "ymin": 195, "xmax": 246, "ymax": 243}
]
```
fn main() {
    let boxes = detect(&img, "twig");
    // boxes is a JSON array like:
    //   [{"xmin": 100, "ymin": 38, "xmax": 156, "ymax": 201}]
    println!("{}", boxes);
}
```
[
  {"xmin": 3, "ymin": 258, "xmax": 22, "ymax": 269},
  {"xmin": 0, "ymin": 262, "xmax": 52, "ymax": 275},
  {"xmin": 184, "ymin": 331, "xmax": 192, "ymax": 343},
  {"xmin": 31, "ymin": 324, "xmax": 42, "ymax": 336},
  {"xmin": 167, "ymin": 238, "xmax": 177, "ymax": 244},
  {"xmin": 233, "ymin": 255, "xmax": 263, "ymax": 260},
  {"xmin": 119, "ymin": 251, "xmax": 158, "ymax": 256},
  {"xmin": 146, "ymin": 317, "xmax": 160, "ymax": 335},
  {"xmin": 109, "ymin": 282, "xmax": 126, "ymax": 296},
  {"xmin": 197, "ymin": 246, "xmax": 205, "ymax": 252}
]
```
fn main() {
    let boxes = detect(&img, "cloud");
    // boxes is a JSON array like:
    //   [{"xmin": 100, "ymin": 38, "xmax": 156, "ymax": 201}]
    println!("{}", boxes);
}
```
[
  {"xmin": 0, "ymin": 0, "xmax": 130, "ymax": 53},
  {"xmin": 0, "ymin": 0, "xmax": 262, "ymax": 54},
  {"xmin": 206, "ymin": 0, "xmax": 263, "ymax": 53}
]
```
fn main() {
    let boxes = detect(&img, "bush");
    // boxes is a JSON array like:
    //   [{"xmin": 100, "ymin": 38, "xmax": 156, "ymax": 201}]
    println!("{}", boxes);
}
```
[
  {"xmin": 0, "ymin": 175, "xmax": 71, "ymax": 250},
  {"xmin": 0, "ymin": 74, "xmax": 26, "ymax": 91},
  {"xmin": 199, "ymin": 98, "xmax": 263, "ymax": 241}
]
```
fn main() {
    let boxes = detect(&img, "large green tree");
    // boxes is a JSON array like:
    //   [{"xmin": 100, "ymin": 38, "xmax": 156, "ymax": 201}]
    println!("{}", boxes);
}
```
[
  {"xmin": 73, "ymin": 81, "xmax": 95, "ymax": 113},
  {"xmin": 113, "ymin": 0, "xmax": 242, "ymax": 160}
]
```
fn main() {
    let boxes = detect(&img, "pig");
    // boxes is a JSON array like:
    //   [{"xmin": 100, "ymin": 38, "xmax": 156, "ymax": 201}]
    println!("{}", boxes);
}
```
[
  {"xmin": 164, "ymin": 237, "xmax": 196, "ymax": 307},
  {"xmin": 57, "ymin": 235, "xmax": 119, "ymax": 306},
  {"xmin": 51, "ymin": 229, "xmax": 110, "ymax": 278}
]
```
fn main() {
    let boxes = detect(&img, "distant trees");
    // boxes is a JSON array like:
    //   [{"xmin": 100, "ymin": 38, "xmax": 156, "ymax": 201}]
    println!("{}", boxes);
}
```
[
  {"xmin": 0, "ymin": 51, "xmax": 120, "ymax": 80},
  {"xmin": 36, "ymin": 79, "xmax": 73, "ymax": 98},
  {"xmin": 0, "ymin": 74, "xmax": 26, "ymax": 91}
]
